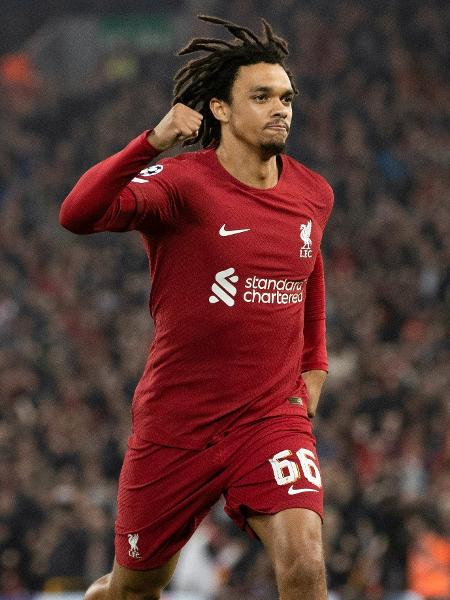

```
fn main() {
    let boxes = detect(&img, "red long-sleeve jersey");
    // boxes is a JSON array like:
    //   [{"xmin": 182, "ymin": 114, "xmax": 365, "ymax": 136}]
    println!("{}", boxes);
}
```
[{"xmin": 60, "ymin": 131, "xmax": 333, "ymax": 449}]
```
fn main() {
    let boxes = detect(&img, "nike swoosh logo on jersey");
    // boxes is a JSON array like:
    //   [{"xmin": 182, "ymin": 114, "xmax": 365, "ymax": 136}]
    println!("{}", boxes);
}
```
[
  {"xmin": 219, "ymin": 225, "xmax": 251, "ymax": 237},
  {"xmin": 287, "ymin": 486, "xmax": 320, "ymax": 495}
]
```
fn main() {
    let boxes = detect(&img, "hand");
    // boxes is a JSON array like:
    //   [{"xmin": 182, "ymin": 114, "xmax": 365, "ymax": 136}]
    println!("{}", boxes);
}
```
[
  {"xmin": 302, "ymin": 370, "xmax": 327, "ymax": 418},
  {"xmin": 147, "ymin": 103, "xmax": 203, "ymax": 151}
]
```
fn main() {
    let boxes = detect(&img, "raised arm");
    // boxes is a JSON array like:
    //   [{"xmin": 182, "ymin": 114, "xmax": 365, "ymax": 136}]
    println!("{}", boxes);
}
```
[
  {"xmin": 59, "ymin": 104, "xmax": 203, "ymax": 234},
  {"xmin": 301, "ymin": 252, "xmax": 328, "ymax": 418}
]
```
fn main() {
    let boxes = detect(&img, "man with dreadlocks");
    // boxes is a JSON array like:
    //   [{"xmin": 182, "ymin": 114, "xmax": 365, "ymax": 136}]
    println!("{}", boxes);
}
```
[{"xmin": 60, "ymin": 14, "xmax": 333, "ymax": 600}]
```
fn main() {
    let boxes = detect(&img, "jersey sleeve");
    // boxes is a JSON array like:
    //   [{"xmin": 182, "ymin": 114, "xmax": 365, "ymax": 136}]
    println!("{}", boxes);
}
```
[
  {"xmin": 59, "ymin": 130, "xmax": 179, "ymax": 234},
  {"xmin": 301, "ymin": 251, "xmax": 328, "ymax": 373},
  {"xmin": 316, "ymin": 176, "xmax": 334, "ymax": 231}
]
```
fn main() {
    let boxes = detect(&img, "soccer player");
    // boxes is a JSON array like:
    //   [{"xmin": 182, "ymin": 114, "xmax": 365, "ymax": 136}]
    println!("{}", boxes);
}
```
[{"xmin": 60, "ymin": 15, "xmax": 333, "ymax": 600}]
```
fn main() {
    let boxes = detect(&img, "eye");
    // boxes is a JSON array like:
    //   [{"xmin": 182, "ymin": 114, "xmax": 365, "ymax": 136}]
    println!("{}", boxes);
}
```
[
  {"xmin": 253, "ymin": 94, "xmax": 268, "ymax": 102},
  {"xmin": 282, "ymin": 95, "xmax": 294, "ymax": 104}
]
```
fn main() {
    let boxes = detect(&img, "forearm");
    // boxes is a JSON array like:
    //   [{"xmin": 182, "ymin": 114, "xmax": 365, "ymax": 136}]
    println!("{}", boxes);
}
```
[
  {"xmin": 301, "ymin": 317, "xmax": 327, "ymax": 372},
  {"xmin": 59, "ymin": 105, "xmax": 203, "ymax": 234},
  {"xmin": 301, "ymin": 252, "xmax": 328, "ymax": 416},
  {"xmin": 301, "ymin": 252, "xmax": 327, "ymax": 372},
  {"xmin": 59, "ymin": 131, "xmax": 160, "ymax": 234},
  {"xmin": 302, "ymin": 369, "xmax": 327, "ymax": 417}
]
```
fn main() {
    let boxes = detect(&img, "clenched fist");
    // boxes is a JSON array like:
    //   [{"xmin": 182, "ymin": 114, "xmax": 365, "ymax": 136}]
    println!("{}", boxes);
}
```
[{"xmin": 147, "ymin": 104, "xmax": 203, "ymax": 151}]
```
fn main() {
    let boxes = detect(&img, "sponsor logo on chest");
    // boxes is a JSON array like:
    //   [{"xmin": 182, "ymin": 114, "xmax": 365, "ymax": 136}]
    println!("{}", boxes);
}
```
[{"xmin": 209, "ymin": 268, "xmax": 305, "ymax": 307}]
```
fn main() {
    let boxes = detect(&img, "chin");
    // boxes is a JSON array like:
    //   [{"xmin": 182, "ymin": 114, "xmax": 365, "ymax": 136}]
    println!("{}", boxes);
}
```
[{"xmin": 260, "ymin": 140, "xmax": 286, "ymax": 157}]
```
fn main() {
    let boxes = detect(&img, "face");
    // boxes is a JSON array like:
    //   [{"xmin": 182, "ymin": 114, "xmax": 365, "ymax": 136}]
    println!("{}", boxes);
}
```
[{"xmin": 211, "ymin": 62, "xmax": 294, "ymax": 157}]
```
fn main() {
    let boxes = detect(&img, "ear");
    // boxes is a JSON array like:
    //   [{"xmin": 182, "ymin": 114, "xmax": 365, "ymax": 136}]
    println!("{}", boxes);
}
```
[{"xmin": 209, "ymin": 97, "xmax": 230, "ymax": 123}]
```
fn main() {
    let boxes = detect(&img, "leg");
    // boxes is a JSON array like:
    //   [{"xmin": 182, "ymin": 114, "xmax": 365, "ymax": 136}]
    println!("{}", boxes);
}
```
[
  {"xmin": 247, "ymin": 508, "xmax": 327, "ymax": 600},
  {"xmin": 222, "ymin": 407, "xmax": 327, "ymax": 598},
  {"xmin": 92, "ymin": 432, "xmax": 224, "ymax": 599},
  {"xmin": 85, "ymin": 553, "xmax": 179, "ymax": 600}
]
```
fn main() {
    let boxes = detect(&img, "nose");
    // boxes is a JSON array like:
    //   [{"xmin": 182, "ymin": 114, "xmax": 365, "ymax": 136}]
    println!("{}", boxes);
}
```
[{"xmin": 271, "ymin": 99, "xmax": 289, "ymax": 118}]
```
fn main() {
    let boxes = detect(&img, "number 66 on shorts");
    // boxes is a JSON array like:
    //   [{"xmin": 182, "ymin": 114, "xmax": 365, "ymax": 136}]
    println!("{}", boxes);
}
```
[{"xmin": 269, "ymin": 448, "xmax": 322, "ymax": 488}]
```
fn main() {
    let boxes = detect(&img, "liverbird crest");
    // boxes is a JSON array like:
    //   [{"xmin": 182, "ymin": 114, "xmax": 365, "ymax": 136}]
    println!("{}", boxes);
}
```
[
  {"xmin": 300, "ymin": 220, "xmax": 312, "ymax": 249},
  {"xmin": 128, "ymin": 533, "xmax": 141, "ymax": 558}
]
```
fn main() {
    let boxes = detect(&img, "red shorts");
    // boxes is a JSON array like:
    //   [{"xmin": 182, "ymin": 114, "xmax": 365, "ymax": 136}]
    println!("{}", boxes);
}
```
[{"xmin": 115, "ymin": 412, "xmax": 323, "ymax": 570}]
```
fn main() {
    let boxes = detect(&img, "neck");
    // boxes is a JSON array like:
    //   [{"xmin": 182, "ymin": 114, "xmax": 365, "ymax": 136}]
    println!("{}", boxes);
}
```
[{"xmin": 215, "ymin": 137, "xmax": 280, "ymax": 189}]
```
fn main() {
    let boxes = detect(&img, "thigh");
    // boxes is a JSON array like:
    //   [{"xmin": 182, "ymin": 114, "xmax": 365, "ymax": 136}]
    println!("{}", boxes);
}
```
[
  {"xmin": 247, "ymin": 508, "xmax": 326, "ymax": 598},
  {"xmin": 115, "ymin": 432, "xmax": 224, "ymax": 570},
  {"xmin": 109, "ymin": 554, "xmax": 180, "ymax": 597},
  {"xmin": 223, "ymin": 415, "xmax": 324, "ymax": 534},
  {"xmin": 247, "ymin": 507, "xmax": 323, "ymax": 564}
]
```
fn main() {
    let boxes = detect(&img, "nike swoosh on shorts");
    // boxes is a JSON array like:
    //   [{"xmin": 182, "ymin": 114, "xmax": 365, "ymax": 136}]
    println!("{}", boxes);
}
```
[
  {"xmin": 219, "ymin": 224, "xmax": 251, "ymax": 236},
  {"xmin": 287, "ymin": 486, "xmax": 320, "ymax": 495}
]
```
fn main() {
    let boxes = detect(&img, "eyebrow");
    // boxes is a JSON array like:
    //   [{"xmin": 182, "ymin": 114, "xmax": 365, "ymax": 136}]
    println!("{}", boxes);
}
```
[{"xmin": 248, "ymin": 85, "xmax": 295, "ymax": 95}]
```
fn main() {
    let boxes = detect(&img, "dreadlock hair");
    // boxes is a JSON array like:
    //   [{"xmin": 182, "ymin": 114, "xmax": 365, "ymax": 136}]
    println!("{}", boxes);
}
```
[{"xmin": 173, "ymin": 15, "xmax": 297, "ymax": 148}]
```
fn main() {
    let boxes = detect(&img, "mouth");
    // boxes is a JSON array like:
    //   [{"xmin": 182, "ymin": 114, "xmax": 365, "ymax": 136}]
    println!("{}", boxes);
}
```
[{"xmin": 265, "ymin": 121, "xmax": 289, "ymax": 133}]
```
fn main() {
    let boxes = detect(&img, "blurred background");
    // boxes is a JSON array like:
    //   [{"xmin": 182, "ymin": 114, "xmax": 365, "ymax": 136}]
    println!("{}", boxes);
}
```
[{"xmin": 0, "ymin": 1, "xmax": 449, "ymax": 599}]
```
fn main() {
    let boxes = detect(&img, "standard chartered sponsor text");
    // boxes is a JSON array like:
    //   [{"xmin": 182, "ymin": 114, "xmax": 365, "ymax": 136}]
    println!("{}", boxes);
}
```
[{"xmin": 243, "ymin": 276, "xmax": 305, "ymax": 304}]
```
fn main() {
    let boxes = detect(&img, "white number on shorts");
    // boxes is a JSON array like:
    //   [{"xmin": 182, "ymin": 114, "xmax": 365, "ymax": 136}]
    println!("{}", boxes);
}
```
[
  {"xmin": 269, "ymin": 450, "xmax": 300, "ymax": 485},
  {"xmin": 269, "ymin": 448, "xmax": 322, "ymax": 488},
  {"xmin": 296, "ymin": 448, "xmax": 322, "ymax": 487}
]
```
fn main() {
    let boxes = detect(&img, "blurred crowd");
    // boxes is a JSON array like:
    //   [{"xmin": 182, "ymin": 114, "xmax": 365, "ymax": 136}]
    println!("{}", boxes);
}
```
[{"xmin": 0, "ymin": 1, "xmax": 449, "ymax": 599}]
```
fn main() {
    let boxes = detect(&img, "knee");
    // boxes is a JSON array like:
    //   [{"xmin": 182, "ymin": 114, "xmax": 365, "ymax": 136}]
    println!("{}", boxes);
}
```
[
  {"xmin": 275, "ymin": 538, "xmax": 324, "ymax": 590},
  {"xmin": 84, "ymin": 574, "xmax": 112, "ymax": 600},
  {"xmin": 118, "ymin": 585, "xmax": 161, "ymax": 600},
  {"xmin": 84, "ymin": 573, "xmax": 161, "ymax": 600}
]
